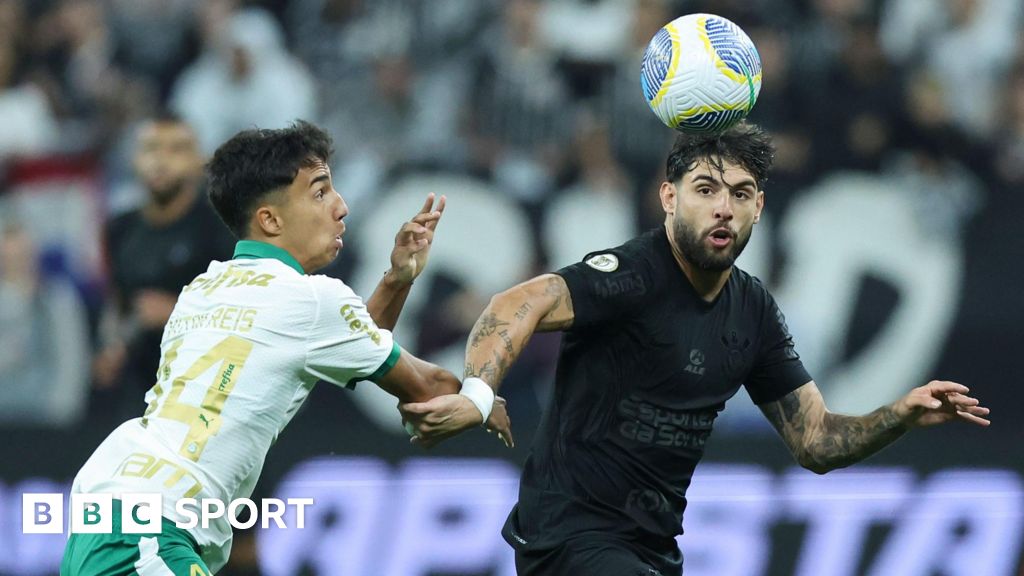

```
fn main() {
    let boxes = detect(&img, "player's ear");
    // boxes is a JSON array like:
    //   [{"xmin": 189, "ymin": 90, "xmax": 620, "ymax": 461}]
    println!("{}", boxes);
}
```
[
  {"xmin": 753, "ymin": 190, "xmax": 765, "ymax": 223},
  {"xmin": 659, "ymin": 181, "xmax": 677, "ymax": 215},
  {"xmin": 255, "ymin": 204, "xmax": 283, "ymax": 236}
]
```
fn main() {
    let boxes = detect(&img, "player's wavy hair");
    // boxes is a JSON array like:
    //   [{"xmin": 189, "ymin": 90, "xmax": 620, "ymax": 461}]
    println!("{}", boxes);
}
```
[
  {"xmin": 207, "ymin": 120, "xmax": 334, "ymax": 238},
  {"xmin": 665, "ymin": 121, "xmax": 775, "ymax": 188}
]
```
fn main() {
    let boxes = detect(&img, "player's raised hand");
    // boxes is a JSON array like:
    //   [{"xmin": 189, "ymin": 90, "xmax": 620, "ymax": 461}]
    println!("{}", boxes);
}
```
[
  {"xmin": 388, "ymin": 193, "xmax": 445, "ymax": 284},
  {"xmin": 896, "ymin": 380, "xmax": 991, "ymax": 428},
  {"xmin": 400, "ymin": 394, "xmax": 514, "ymax": 449}
]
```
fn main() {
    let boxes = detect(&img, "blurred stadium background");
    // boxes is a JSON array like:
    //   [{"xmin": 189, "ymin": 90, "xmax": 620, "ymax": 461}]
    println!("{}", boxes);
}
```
[{"xmin": 1, "ymin": 0, "xmax": 1022, "ymax": 574}]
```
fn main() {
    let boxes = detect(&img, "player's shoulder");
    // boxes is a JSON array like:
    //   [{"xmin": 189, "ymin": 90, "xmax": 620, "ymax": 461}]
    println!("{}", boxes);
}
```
[
  {"xmin": 577, "ymin": 229, "xmax": 663, "ymax": 276},
  {"xmin": 557, "ymin": 230, "xmax": 667, "ymax": 307},
  {"xmin": 304, "ymin": 273, "xmax": 362, "ymax": 303},
  {"xmin": 728, "ymin": 267, "xmax": 777, "ymax": 313}
]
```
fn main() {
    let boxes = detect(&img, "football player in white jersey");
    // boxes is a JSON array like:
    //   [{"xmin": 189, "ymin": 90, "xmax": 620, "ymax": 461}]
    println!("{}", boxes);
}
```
[{"xmin": 63, "ymin": 121, "xmax": 511, "ymax": 575}]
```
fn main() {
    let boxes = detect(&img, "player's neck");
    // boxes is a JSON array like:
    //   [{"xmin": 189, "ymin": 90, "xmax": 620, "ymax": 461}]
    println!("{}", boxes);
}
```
[
  {"xmin": 143, "ymin": 187, "xmax": 197, "ymax": 226},
  {"xmin": 665, "ymin": 228, "xmax": 730, "ymax": 302},
  {"xmin": 678, "ymin": 257, "xmax": 730, "ymax": 302}
]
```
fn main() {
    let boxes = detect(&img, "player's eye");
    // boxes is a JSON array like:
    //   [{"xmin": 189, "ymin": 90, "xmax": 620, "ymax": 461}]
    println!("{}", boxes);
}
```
[
  {"xmin": 733, "ymin": 190, "xmax": 751, "ymax": 200},
  {"xmin": 697, "ymin": 187, "xmax": 714, "ymax": 196},
  {"xmin": 315, "ymin": 189, "xmax": 325, "ymax": 199}
]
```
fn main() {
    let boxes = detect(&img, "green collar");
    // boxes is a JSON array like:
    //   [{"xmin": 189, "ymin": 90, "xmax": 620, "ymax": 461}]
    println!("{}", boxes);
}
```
[{"xmin": 233, "ymin": 240, "xmax": 305, "ymax": 275}]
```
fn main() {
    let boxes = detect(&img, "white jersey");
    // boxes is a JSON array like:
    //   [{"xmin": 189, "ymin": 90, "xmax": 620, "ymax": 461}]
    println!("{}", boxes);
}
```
[{"xmin": 72, "ymin": 242, "xmax": 398, "ymax": 572}]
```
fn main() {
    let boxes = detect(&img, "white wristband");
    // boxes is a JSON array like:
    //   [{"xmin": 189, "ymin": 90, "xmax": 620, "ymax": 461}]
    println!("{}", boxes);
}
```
[{"xmin": 459, "ymin": 377, "xmax": 495, "ymax": 424}]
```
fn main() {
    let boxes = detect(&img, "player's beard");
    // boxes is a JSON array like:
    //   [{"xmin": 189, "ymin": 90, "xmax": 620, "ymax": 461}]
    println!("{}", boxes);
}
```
[
  {"xmin": 148, "ymin": 178, "xmax": 188, "ymax": 206},
  {"xmin": 671, "ymin": 215, "xmax": 751, "ymax": 271}
]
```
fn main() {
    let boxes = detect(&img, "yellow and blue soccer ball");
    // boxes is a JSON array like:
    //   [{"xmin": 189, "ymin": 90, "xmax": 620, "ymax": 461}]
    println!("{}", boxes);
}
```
[{"xmin": 641, "ymin": 13, "xmax": 762, "ymax": 133}]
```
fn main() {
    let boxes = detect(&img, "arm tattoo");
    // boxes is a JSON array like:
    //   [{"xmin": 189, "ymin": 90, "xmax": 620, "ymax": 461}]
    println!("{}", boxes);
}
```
[
  {"xmin": 498, "ymin": 329, "xmax": 514, "ymax": 354},
  {"xmin": 465, "ymin": 275, "xmax": 567, "ymax": 386},
  {"xmin": 764, "ymin": 389, "xmax": 908, "ymax": 474},
  {"xmin": 469, "ymin": 313, "xmax": 509, "ymax": 348},
  {"xmin": 465, "ymin": 359, "xmax": 498, "ymax": 384},
  {"xmin": 544, "ymin": 276, "xmax": 573, "ymax": 316},
  {"xmin": 812, "ymin": 407, "xmax": 906, "ymax": 471}
]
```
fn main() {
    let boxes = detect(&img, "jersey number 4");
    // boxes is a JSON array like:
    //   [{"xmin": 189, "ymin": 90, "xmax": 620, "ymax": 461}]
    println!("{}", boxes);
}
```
[{"xmin": 141, "ymin": 335, "xmax": 254, "ymax": 461}]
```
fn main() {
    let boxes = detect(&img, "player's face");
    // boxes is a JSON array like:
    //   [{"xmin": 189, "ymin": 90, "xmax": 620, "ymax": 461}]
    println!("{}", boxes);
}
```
[
  {"xmin": 663, "ymin": 158, "xmax": 764, "ymax": 271},
  {"xmin": 276, "ymin": 160, "xmax": 348, "ymax": 273},
  {"xmin": 133, "ymin": 122, "xmax": 203, "ymax": 205}
]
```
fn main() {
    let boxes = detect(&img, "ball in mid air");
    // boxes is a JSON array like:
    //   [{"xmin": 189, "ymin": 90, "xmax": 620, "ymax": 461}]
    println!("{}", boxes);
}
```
[{"xmin": 641, "ymin": 13, "xmax": 762, "ymax": 133}]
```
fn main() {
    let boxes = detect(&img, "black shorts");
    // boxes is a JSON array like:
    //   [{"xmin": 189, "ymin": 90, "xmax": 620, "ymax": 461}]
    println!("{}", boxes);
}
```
[{"xmin": 513, "ymin": 538, "xmax": 674, "ymax": 576}]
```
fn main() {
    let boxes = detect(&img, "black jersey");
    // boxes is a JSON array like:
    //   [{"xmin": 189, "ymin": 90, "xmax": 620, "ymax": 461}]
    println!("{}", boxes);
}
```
[
  {"xmin": 106, "ymin": 194, "xmax": 234, "ymax": 390},
  {"xmin": 503, "ymin": 228, "xmax": 811, "ymax": 570}
]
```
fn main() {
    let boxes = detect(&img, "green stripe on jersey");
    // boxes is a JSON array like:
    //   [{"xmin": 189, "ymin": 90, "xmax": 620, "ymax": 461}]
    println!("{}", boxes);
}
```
[
  {"xmin": 233, "ymin": 240, "xmax": 305, "ymax": 275},
  {"xmin": 346, "ymin": 342, "xmax": 401, "ymax": 389}
]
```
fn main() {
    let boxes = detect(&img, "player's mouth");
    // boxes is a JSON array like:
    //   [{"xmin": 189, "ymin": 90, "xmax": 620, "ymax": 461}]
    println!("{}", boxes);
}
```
[
  {"xmin": 708, "ymin": 227, "xmax": 734, "ymax": 248},
  {"xmin": 335, "ymin": 223, "xmax": 346, "ymax": 248}
]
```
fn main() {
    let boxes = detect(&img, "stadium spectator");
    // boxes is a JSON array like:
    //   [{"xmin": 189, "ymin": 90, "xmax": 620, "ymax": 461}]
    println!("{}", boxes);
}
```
[
  {"xmin": 470, "ymin": 0, "xmax": 573, "ymax": 205},
  {"xmin": 170, "ymin": 6, "xmax": 316, "ymax": 154},
  {"xmin": 93, "ymin": 114, "xmax": 233, "ymax": 412},
  {"xmin": 880, "ymin": 0, "xmax": 1023, "ymax": 136},
  {"xmin": 0, "ymin": 221, "xmax": 90, "ymax": 427},
  {"xmin": 0, "ymin": 0, "xmax": 59, "ymax": 159}
]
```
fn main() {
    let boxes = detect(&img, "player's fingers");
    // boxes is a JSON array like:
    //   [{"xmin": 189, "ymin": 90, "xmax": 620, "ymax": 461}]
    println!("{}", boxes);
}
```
[
  {"xmin": 927, "ymin": 381, "xmax": 970, "ymax": 395},
  {"xmin": 956, "ymin": 410, "xmax": 991, "ymax": 426},
  {"xmin": 500, "ymin": 424, "xmax": 514, "ymax": 448},
  {"xmin": 399, "ymin": 402, "xmax": 431, "ymax": 415},
  {"xmin": 417, "ymin": 192, "xmax": 436, "ymax": 214},
  {"xmin": 410, "ymin": 211, "xmax": 441, "ymax": 227},
  {"xmin": 946, "ymin": 393, "xmax": 979, "ymax": 407},
  {"xmin": 400, "ymin": 221, "xmax": 430, "ymax": 237},
  {"xmin": 425, "ymin": 196, "xmax": 446, "ymax": 230}
]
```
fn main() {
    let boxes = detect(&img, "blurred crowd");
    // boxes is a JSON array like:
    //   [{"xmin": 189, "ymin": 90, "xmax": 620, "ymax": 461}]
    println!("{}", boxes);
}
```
[{"xmin": 1, "ymin": 0, "xmax": 1023, "ymax": 428}]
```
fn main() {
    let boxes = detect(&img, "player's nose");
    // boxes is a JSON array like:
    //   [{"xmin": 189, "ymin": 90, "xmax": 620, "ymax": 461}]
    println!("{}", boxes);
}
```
[
  {"xmin": 332, "ymin": 189, "xmax": 349, "ymax": 220},
  {"xmin": 713, "ymin": 195, "xmax": 734, "ymax": 220}
]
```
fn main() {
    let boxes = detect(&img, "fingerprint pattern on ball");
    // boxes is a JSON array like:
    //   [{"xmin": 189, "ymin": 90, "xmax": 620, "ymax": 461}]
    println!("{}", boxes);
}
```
[
  {"xmin": 704, "ymin": 16, "xmax": 761, "ymax": 83},
  {"xmin": 641, "ymin": 27, "xmax": 675, "ymax": 104}
]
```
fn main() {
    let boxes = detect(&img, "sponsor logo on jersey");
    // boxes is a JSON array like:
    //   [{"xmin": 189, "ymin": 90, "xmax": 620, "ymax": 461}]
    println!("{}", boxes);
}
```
[
  {"xmin": 594, "ymin": 271, "xmax": 645, "ymax": 298},
  {"xmin": 585, "ymin": 253, "xmax": 619, "ymax": 272},
  {"xmin": 684, "ymin": 348, "xmax": 706, "ymax": 376},
  {"xmin": 617, "ymin": 394, "xmax": 715, "ymax": 449},
  {"xmin": 340, "ymin": 305, "xmax": 382, "ymax": 345}
]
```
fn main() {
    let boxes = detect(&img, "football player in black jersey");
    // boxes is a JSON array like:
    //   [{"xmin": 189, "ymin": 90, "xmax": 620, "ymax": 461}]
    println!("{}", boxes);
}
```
[{"xmin": 401, "ymin": 121, "xmax": 990, "ymax": 576}]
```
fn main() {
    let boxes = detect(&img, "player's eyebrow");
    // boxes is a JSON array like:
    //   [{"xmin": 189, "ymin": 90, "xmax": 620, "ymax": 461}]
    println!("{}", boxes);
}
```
[
  {"xmin": 309, "ymin": 174, "xmax": 330, "ymax": 188},
  {"xmin": 691, "ymin": 173, "xmax": 756, "ymax": 190}
]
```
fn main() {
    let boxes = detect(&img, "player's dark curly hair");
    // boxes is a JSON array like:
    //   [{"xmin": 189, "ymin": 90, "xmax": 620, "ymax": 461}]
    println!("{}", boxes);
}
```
[
  {"xmin": 665, "ymin": 121, "xmax": 775, "ymax": 188},
  {"xmin": 207, "ymin": 120, "xmax": 334, "ymax": 238}
]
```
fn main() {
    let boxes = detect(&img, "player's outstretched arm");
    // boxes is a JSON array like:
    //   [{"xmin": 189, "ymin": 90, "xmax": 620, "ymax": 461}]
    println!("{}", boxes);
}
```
[
  {"xmin": 463, "ymin": 273, "xmax": 574, "ymax": 387},
  {"xmin": 760, "ymin": 380, "xmax": 990, "ymax": 475},
  {"xmin": 374, "ymin": 347, "xmax": 462, "ymax": 404},
  {"xmin": 366, "ymin": 193, "xmax": 445, "ymax": 330},
  {"xmin": 399, "ymin": 273, "xmax": 575, "ymax": 448}
]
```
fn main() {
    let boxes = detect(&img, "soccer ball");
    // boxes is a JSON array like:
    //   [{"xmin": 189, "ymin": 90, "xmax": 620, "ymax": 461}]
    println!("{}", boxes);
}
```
[{"xmin": 641, "ymin": 13, "xmax": 762, "ymax": 133}]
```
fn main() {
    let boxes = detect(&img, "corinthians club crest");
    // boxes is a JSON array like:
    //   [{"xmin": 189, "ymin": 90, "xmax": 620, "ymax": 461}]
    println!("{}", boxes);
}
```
[{"xmin": 585, "ymin": 253, "xmax": 619, "ymax": 272}]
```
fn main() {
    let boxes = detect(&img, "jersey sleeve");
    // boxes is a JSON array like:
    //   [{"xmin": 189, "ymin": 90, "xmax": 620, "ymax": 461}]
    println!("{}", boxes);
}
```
[
  {"xmin": 744, "ymin": 292, "xmax": 812, "ymax": 404},
  {"xmin": 303, "ymin": 276, "xmax": 400, "ymax": 389},
  {"xmin": 555, "ymin": 250, "xmax": 653, "ymax": 332}
]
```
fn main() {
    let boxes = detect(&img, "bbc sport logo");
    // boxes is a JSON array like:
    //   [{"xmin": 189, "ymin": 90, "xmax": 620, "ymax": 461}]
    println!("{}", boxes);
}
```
[{"xmin": 23, "ymin": 493, "xmax": 313, "ymax": 534}]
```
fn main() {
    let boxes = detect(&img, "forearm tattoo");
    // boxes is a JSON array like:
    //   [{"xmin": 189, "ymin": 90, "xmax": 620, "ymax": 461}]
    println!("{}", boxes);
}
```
[
  {"xmin": 763, "ymin": 389, "xmax": 907, "ymax": 473},
  {"xmin": 469, "ymin": 313, "xmax": 509, "ymax": 349},
  {"xmin": 514, "ymin": 302, "xmax": 533, "ymax": 320},
  {"xmin": 465, "ymin": 276, "xmax": 571, "ymax": 385}
]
